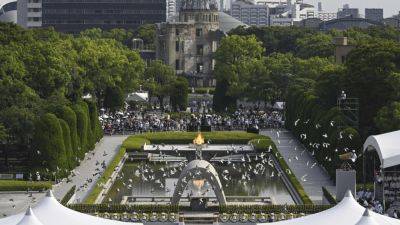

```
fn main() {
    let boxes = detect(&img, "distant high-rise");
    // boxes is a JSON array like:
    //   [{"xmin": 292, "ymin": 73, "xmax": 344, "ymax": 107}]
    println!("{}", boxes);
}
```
[
  {"xmin": 231, "ymin": 0, "xmax": 269, "ymax": 26},
  {"xmin": 317, "ymin": 2, "xmax": 322, "ymax": 12},
  {"xmin": 365, "ymin": 8, "xmax": 383, "ymax": 22},
  {"xmin": 337, "ymin": 6, "xmax": 359, "ymax": 19},
  {"xmin": 167, "ymin": 0, "xmax": 177, "ymax": 20},
  {"xmin": 29, "ymin": 0, "xmax": 167, "ymax": 33}
]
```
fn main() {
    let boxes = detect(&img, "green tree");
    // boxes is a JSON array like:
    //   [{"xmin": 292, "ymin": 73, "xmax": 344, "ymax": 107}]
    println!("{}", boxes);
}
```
[
  {"xmin": 344, "ymin": 40, "xmax": 400, "ymax": 134},
  {"xmin": 170, "ymin": 77, "xmax": 189, "ymax": 111},
  {"xmin": 296, "ymin": 33, "xmax": 334, "ymax": 58},
  {"xmin": 103, "ymin": 86, "xmax": 125, "ymax": 112},
  {"xmin": 143, "ymin": 60, "xmax": 176, "ymax": 107},
  {"xmin": 374, "ymin": 102, "xmax": 400, "ymax": 133},
  {"xmin": 213, "ymin": 35, "xmax": 264, "ymax": 111},
  {"xmin": 137, "ymin": 24, "xmax": 156, "ymax": 49}
]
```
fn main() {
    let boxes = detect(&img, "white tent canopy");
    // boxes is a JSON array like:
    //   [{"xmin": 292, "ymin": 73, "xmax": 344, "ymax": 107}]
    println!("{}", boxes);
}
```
[
  {"xmin": 0, "ymin": 191, "xmax": 142, "ymax": 225},
  {"xmin": 126, "ymin": 92, "xmax": 149, "ymax": 102},
  {"xmin": 16, "ymin": 208, "xmax": 43, "ymax": 225},
  {"xmin": 363, "ymin": 130, "xmax": 400, "ymax": 169},
  {"xmin": 258, "ymin": 191, "xmax": 400, "ymax": 225},
  {"xmin": 356, "ymin": 209, "xmax": 380, "ymax": 225}
]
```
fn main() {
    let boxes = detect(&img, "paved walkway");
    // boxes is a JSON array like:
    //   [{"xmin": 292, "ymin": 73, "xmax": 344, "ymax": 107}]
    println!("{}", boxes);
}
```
[
  {"xmin": 261, "ymin": 129, "xmax": 335, "ymax": 204},
  {"xmin": 53, "ymin": 135, "xmax": 128, "ymax": 202}
]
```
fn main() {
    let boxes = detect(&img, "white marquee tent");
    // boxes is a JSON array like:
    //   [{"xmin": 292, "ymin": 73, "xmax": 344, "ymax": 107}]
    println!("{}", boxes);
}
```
[
  {"xmin": 0, "ymin": 191, "xmax": 142, "ymax": 225},
  {"xmin": 355, "ymin": 209, "xmax": 380, "ymax": 225},
  {"xmin": 363, "ymin": 130, "xmax": 400, "ymax": 169},
  {"xmin": 258, "ymin": 191, "xmax": 400, "ymax": 225}
]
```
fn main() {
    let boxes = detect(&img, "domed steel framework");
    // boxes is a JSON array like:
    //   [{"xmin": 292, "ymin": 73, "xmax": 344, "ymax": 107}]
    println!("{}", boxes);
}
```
[{"xmin": 180, "ymin": 0, "xmax": 218, "ymax": 11}]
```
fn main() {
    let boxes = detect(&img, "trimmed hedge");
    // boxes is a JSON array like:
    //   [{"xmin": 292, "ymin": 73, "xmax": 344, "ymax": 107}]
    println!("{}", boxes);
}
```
[
  {"xmin": 322, "ymin": 186, "xmax": 337, "ymax": 205},
  {"xmin": 0, "ymin": 180, "xmax": 52, "ymax": 191},
  {"xmin": 123, "ymin": 131, "xmax": 266, "ymax": 151},
  {"xmin": 219, "ymin": 204, "xmax": 331, "ymax": 214},
  {"xmin": 84, "ymin": 147, "xmax": 126, "ymax": 204},
  {"xmin": 33, "ymin": 113, "xmax": 67, "ymax": 171},
  {"xmin": 61, "ymin": 185, "xmax": 76, "ymax": 205},
  {"xmin": 68, "ymin": 203, "xmax": 329, "ymax": 214},
  {"xmin": 69, "ymin": 204, "xmax": 179, "ymax": 213},
  {"xmin": 250, "ymin": 138, "xmax": 313, "ymax": 205},
  {"xmin": 122, "ymin": 137, "xmax": 150, "ymax": 152}
]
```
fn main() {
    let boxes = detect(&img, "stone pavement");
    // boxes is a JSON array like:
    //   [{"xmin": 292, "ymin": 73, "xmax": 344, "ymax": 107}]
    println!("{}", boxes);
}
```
[
  {"xmin": 52, "ymin": 135, "xmax": 129, "ymax": 202},
  {"xmin": 261, "ymin": 129, "xmax": 335, "ymax": 204},
  {"xmin": 0, "ymin": 192, "xmax": 45, "ymax": 218}
]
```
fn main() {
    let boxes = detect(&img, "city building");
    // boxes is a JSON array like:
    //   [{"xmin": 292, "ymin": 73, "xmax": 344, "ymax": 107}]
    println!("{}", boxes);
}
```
[
  {"xmin": 18, "ymin": 0, "xmax": 166, "ymax": 33},
  {"xmin": 320, "ymin": 17, "xmax": 382, "ymax": 31},
  {"xmin": 383, "ymin": 16, "xmax": 400, "ymax": 29},
  {"xmin": 334, "ymin": 37, "xmax": 354, "ymax": 64},
  {"xmin": 268, "ymin": 0, "xmax": 316, "ymax": 26},
  {"xmin": 231, "ymin": 0, "xmax": 269, "ymax": 26},
  {"xmin": 17, "ymin": 0, "xmax": 42, "ymax": 28},
  {"xmin": 156, "ymin": 0, "xmax": 245, "ymax": 87},
  {"xmin": 337, "ymin": 5, "xmax": 359, "ymax": 19},
  {"xmin": 317, "ymin": 11, "xmax": 336, "ymax": 21},
  {"xmin": 365, "ymin": 8, "xmax": 383, "ymax": 22},
  {"xmin": 167, "ymin": 0, "xmax": 177, "ymax": 21},
  {"xmin": 0, "ymin": 0, "xmax": 17, "ymax": 23}
]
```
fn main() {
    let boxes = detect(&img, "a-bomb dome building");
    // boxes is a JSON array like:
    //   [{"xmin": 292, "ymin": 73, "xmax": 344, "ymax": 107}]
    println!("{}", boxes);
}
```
[{"xmin": 155, "ymin": 0, "xmax": 246, "ymax": 87}]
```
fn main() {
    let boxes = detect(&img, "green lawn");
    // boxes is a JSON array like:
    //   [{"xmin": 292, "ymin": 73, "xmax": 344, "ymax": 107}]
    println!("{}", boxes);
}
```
[
  {"xmin": 122, "ymin": 131, "xmax": 266, "ymax": 151},
  {"xmin": 0, "ymin": 180, "xmax": 52, "ymax": 191},
  {"xmin": 84, "ymin": 147, "xmax": 127, "ymax": 204}
]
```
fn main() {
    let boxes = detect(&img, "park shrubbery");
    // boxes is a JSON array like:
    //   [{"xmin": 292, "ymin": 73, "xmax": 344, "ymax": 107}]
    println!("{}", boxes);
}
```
[
  {"xmin": 0, "ymin": 180, "xmax": 52, "ymax": 191},
  {"xmin": 84, "ymin": 147, "xmax": 126, "ymax": 204},
  {"xmin": 68, "ymin": 203, "xmax": 329, "ymax": 214},
  {"xmin": 61, "ymin": 185, "xmax": 76, "ymax": 205},
  {"xmin": 69, "ymin": 204, "xmax": 180, "ymax": 213},
  {"xmin": 219, "ymin": 204, "xmax": 330, "ymax": 214}
]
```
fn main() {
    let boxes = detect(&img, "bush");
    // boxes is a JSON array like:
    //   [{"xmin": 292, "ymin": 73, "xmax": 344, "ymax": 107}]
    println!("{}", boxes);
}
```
[
  {"xmin": 0, "ymin": 180, "xmax": 52, "ymax": 191},
  {"xmin": 219, "ymin": 204, "xmax": 331, "ymax": 214},
  {"xmin": 78, "ymin": 101, "xmax": 95, "ymax": 151},
  {"xmin": 87, "ymin": 100, "xmax": 103, "ymax": 142},
  {"xmin": 122, "ymin": 137, "xmax": 150, "ymax": 152},
  {"xmin": 50, "ymin": 105, "xmax": 80, "ymax": 164},
  {"xmin": 73, "ymin": 104, "xmax": 88, "ymax": 158},
  {"xmin": 322, "ymin": 186, "xmax": 336, "ymax": 205},
  {"xmin": 61, "ymin": 185, "xmax": 76, "ymax": 205},
  {"xmin": 122, "ymin": 131, "xmax": 266, "ymax": 152},
  {"xmin": 69, "ymin": 204, "xmax": 179, "ymax": 213},
  {"xmin": 84, "ymin": 147, "xmax": 126, "ymax": 204},
  {"xmin": 33, "ymin": 113, "xmax": 67, "ymax": 171},
  {"xmin": 59, "ymin": 119, "xmax": 73, "ymax": 169}
]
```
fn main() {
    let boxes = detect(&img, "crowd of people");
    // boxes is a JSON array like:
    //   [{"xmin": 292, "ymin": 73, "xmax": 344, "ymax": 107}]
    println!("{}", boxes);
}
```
[
  {"xmin": 99, "ymin": 107, "xmax": 284, "ymax": 135},
  {"xmin": 356, "ymin": 190, "xmax": 384, "ymax": 214}
]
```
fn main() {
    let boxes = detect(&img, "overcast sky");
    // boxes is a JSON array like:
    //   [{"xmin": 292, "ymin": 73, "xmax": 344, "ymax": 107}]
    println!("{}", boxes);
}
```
[{"xmin": 304, "ymin": 0, "xmax": 400, "ymax": 17}]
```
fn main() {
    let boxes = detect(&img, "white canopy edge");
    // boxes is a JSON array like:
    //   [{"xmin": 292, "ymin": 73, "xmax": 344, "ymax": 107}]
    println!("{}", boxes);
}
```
[
  {"xmin": 257, "ymin": 190, "xmax": 400, "ymax": 225},
  {"xmin": 0, "ymin": 190, "xmax": 142, "ymax": 225},
  {"xmin": 363, "ymin": 130, "xmax": 400, "ymax": 169}
]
